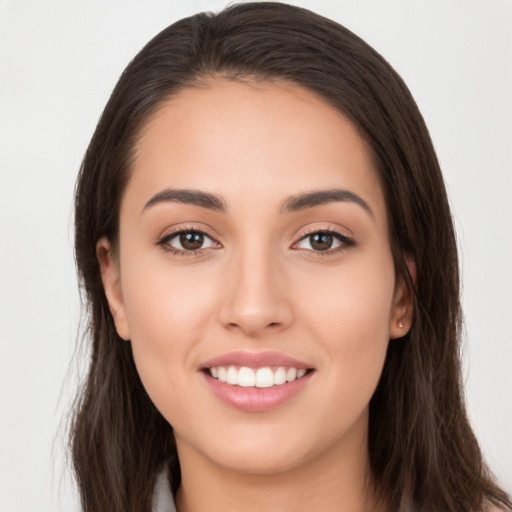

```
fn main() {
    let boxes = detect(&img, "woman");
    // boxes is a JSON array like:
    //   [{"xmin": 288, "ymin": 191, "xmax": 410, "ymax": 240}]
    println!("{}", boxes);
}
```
[{"xmin": 70, "ymin": 2, "xmax": 511, "ymax": 511}]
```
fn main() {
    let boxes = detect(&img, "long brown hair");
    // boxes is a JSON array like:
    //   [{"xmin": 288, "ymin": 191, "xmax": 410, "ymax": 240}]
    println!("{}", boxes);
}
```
[{"xmin": 71, "ymin": 3, "xmax": 511, "ymax": 511}]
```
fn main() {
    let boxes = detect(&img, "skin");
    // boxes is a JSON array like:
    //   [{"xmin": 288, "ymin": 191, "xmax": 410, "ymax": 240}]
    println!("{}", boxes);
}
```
[{"xmin": 98, "ymin": 80, "xmax": 414, "ymax": 512}]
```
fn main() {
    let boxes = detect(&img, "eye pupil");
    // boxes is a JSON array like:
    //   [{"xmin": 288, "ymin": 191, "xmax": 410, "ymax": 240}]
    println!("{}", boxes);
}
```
[
  {"xmin": 180, "ymin": 232, "xmax": 204, "ymax": 250},
  {"xmin": 310, "ymin": 233, "xmax": 333, "ymax": 250}
]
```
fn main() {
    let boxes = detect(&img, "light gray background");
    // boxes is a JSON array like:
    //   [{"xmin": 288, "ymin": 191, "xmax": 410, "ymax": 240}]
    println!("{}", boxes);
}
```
[{"xmin": 1, "ymin": 1, "xmax": 511, "ymax": 510}]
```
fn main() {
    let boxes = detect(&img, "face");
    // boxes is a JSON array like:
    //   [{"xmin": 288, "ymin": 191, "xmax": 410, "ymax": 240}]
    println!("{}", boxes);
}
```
[{"xmin": 98, "ymin": 80, "xmax": 412, "ymax": 476}]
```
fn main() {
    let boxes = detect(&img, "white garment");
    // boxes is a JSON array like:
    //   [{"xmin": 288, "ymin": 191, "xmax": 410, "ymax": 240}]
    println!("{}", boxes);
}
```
[{"xmin": 153, "ymin": 469, "xmax": 177, "ymax": 512}]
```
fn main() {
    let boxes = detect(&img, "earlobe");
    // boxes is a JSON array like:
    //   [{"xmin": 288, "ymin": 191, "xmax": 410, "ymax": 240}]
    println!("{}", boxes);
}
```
[
  {"xmin": 389, "ymin": 255, "xmax": 416, "ymax": 340},
  {"xmin": 96, "ymin": 237, "xmax": 130, "ymax": 341}
]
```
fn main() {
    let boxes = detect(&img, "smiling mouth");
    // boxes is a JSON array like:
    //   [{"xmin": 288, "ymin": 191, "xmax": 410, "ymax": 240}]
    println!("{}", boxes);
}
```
[{"xmin": 204, "ymin": 366, "xmax": 313, "ymax": 388}]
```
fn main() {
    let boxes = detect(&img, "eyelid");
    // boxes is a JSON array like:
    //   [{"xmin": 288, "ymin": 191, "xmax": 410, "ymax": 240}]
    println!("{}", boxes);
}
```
[
  {"xmin": 296, "ymin": 224, "xmax": 353, "ymax": 238},
  {"xmin": 291, "ymin": 225, "xmax": 355, "ymax": 255},
  {"xmin": 156, "ymin": 225, "xmax": 222, "ymax": 255},
  {"xmin": 155, "ymin": 223, "xmax": 355, "ymax": 257}
]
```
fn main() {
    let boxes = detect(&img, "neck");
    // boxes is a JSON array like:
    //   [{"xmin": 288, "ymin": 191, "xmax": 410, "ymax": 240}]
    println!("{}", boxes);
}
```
[{"xmin": 174, "ymin": 412, "xmax": 388, "ymax": 512}]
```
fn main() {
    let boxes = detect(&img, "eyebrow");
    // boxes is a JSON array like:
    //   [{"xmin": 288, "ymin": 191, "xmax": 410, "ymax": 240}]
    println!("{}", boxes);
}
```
[
  {"xmin": 281, "ymin": 189, "xmax": 374, "ymax": 218},
  {"xmin": 142, "ymin": 187, "xmax": 373, "ymax": 218},
  {"xmin": 143, "ymin": 188, "xmax": 226, "ymax": 213}
]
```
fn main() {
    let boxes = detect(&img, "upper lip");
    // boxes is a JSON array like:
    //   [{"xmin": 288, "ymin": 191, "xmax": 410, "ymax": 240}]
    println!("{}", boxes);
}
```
[{"xmin": 200, "ymin": 351, "xmax": 313, "ymax": 370}]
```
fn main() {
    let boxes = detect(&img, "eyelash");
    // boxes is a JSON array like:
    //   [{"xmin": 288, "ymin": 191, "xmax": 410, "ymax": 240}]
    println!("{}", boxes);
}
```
[
  {"xmin": 293, "ymin": 227, "xmax": 355, "ymax": 258},
  {"xmin": 156, "ymin": 226, "xmax": 355, "ymax": 257},
  {"xmin": 156, "ymin": 226, "xmax": 217, "ymax": 257}
]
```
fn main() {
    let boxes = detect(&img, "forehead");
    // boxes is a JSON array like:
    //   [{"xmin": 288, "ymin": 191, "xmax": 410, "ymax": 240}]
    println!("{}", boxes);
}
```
[{"xmin": 126, "ymin": 79, "xmax": 386, "ymax": 223}]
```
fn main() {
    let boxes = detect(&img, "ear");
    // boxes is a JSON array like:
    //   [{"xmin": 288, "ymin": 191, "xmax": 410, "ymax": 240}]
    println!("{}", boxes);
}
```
[
  {"xmin": 389, "ymin": 254, "xmax": 416, "ymax": 340},
  {"xmin": 96, "ymin": 237, "xmax": 130, "ymax": 340}
]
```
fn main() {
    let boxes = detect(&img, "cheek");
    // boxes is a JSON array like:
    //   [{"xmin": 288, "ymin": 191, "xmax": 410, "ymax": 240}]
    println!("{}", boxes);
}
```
[
  {"xmin": 298, "ymin": 250, "xmax": 395, "ymax": 399},
  {"xmin": 301, "ymin": 248, "xmax": 395, "ymax": 337},
  {"xmin": 120, "ymin": 258, "xmax": 219, "ymax": 410}
]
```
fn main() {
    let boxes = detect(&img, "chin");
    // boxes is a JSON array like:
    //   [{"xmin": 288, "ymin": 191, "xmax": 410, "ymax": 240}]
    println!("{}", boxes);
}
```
[
  {"xmin": 174, "ymin": 420, "xmax": 313, "ymax": 475},
  {"xmin": 210, "ymin": 444, "xmax": 308, "ymax": 476}
]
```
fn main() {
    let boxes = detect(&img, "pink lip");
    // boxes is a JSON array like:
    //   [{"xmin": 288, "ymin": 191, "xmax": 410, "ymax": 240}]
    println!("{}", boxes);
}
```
[
  {"xmin": 200, "ymin": 350, "xmax": 312, "ymax": 370},
  {"xmin": 199, "ymin": 351, "xmax": 315, "ymax": 412},
  {"xmin": 201, "ymin": 371, "xmax": 313, "ymax": 412}
]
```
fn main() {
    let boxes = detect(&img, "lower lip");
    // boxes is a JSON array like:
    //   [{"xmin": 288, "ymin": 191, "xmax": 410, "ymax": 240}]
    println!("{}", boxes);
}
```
[{"xmin": 201, "ymin": 371, "xmax": 313, "ymax": 412}]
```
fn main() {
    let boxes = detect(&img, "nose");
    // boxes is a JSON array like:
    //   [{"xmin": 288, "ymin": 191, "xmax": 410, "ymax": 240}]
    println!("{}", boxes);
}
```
[{"xmin": 218, "ymin": 246, "xmax": 293, "ymax": 338}]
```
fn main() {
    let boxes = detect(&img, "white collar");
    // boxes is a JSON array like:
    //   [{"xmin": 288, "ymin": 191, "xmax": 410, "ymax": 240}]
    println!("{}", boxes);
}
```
[{"xmin": 153, "ymin": 468, "xmax": 177, "ymax": 512}]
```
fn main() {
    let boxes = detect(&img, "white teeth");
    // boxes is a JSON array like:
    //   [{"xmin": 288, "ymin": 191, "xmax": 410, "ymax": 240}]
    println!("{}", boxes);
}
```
[
  {"xmin": 208, "ymin": 365, "xmax": 309, "ymax": 387},
  {"xmin": 274, "ymin": 367, "xmax": 287, "ymax": 385},
  {"xmin": 226, "ymin": 366, "xmax": 238, "ymax": 385},
  {"xmin": 255, "ymin": 367, "xmax": 274, "ymax": 388},
  {"xmin": 238, "ymin": 366, "xmax": 256, "ymax": 387},
  {"xmin": 286, "ymin": 367, "xmax": 297, "ymax": 382}
]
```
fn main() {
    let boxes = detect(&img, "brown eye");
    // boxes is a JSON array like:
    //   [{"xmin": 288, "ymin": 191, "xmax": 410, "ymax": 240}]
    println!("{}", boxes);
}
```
[
  {"xmin": 159, "ymin": 229, "xmax": 218, "ymax": 254},
  {"xmin": 309, "ymin": 233, "xmax": 334, "ymax": 251},
  {"xmin": 180, "ymin": 232, "xmax": 204, "ymax": 250},
  {"xmin": 294, "ymin": 230, "xmax": 354, "ymax": 254}
]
